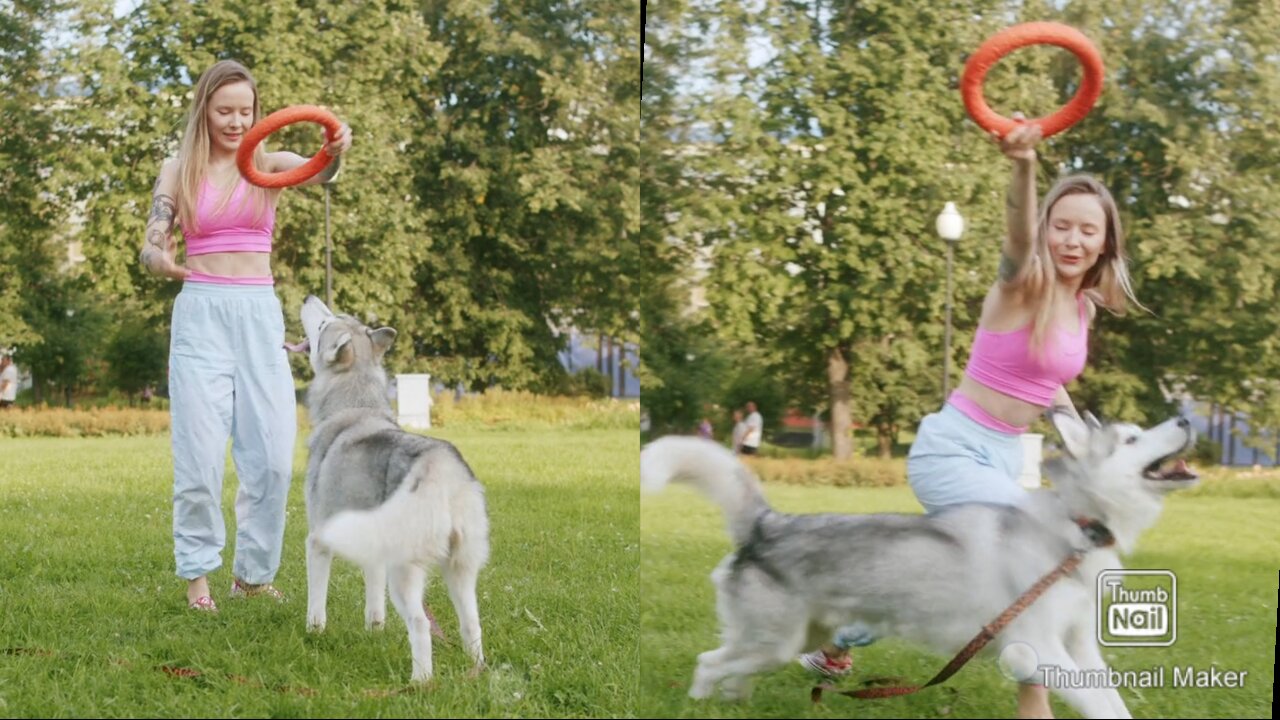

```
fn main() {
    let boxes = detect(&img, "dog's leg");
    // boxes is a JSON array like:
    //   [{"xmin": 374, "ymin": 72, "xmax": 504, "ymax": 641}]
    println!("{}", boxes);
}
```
[
  {"xmin": 716, "ymin": 670, "xmax": 755, "ymax": 701},
  {"xmin": 690, "ymin": 575, "xmax": 811, "ymax": 701},
  {"xmin": 1066, "ymin": 628, "xmax": 1132, "ymax": 719},
  {"xmin": 1034, "ymin": 642, "xmax": 1120, "ymax": 720},
  {"xmin": 689, "ymin": 621, "xmax": 806, "ymax": 701},
  {"xmin": 306, "ymin": 533, "xmax": 333, "ymax": 632},
  {"xmin": 388, "ymin": 563, "xmax": 433, "ymax": 684},
  {"xmin": 442, "ymin": 558, "xmax": 485, "ymax": 675},
  {"xmin": 689, "ymin": 647, "xmax": 730, "ymax": 699},
  {"xmin": 689, "ymin": 641, "xmax": 800, "ymax": 701},
  {"xmin": 363, "ymin": 563, "xmax": 387, "ymax": 630}
]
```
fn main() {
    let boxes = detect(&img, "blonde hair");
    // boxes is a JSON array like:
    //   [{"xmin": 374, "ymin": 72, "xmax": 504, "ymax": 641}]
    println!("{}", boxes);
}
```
[
  {"xmin": 176, "ymin": 60, "xmax": 271, "ymax": 234},
  {"xmin": 1011, "ymin": 174, "xmax": 1145, "ymax": 351}
]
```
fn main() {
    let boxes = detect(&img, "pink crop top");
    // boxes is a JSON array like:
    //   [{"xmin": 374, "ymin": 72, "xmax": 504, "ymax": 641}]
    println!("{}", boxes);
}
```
[
  {"xmin": 183, "ymin": 177, "xmax": 274, "ymax": 256},
  {"xmin": 963, "ymin": 294, "xmax": 1089, "ymax": 407}
]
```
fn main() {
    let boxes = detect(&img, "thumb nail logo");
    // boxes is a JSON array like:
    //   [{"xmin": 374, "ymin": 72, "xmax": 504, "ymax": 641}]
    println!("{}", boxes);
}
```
[{"xmin": 1098, "ymin": 570, "xmax": 1176, "ymax": 647}]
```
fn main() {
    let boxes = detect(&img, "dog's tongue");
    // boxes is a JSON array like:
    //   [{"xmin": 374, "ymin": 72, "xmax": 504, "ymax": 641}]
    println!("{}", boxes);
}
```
[
  {"xmin": 1158, "ymin": 457, "xmax": 1195, "ymax": 480},
  {"xmin": 283, "ymin": 339, "xmax": 310, "ymax": 353}
]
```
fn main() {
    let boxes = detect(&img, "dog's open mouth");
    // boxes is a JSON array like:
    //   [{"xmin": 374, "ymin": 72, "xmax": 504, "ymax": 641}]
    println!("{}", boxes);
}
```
[
  {"xmin": 284, "ymin": 339, "xmax": 310, "ymax": 353},
  {"xmin": 1143, "ymin": 456, "xmax": 1198, "ymax": 482}
]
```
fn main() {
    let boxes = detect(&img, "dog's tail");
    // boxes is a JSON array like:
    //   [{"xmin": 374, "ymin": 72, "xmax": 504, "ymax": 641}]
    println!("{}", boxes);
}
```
[
  {"xmin": 640, "ymin": 435, "xmax": 769, "ymax": 547},
  {"xmin": 318, "ymin": 458, "xmax": 489, "ymax": 572}
]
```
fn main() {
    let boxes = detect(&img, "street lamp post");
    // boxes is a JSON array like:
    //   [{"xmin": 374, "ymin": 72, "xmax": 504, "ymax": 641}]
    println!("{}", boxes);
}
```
[
  {"xmin": 936, "ymin": 202, "xmax": 965, "ymax": 402},
  {"xmin": 324, "ymin": 182, "xmax": 333, "ymax": 308},
  {"xmin": 323, "ymin": 159, "xmax": 344, "ymax": 307}
]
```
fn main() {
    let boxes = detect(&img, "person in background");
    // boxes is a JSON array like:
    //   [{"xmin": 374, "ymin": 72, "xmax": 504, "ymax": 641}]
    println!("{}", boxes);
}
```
[
  {"xmin": 0, "ymin": 355, "xmax": 18, "ymax": 409},
  {"xmin": 740, "ymin": 402, "xmax": 764, "ymax": 456}
]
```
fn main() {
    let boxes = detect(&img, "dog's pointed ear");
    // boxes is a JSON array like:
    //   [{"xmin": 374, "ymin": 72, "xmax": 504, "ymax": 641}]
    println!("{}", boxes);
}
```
[
  {"xmin": 1082, "ymin": 410, "xmax": 1103, "ymax": 430},
  {"xmin": 368, "ymin": 327, "xmax": 396, "ymax": 357},
  {"xmin": 1048, "ymin": 408, "xmax": 1091, "ymax": 459},
  {"xmin": 324, "ymin": 331, "xmax": 353, "ymax": 366}
]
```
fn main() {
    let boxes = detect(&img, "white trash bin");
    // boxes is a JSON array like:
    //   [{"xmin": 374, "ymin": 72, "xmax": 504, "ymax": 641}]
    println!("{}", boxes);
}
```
[
  {"xmin": 1018, "ymin": 433, "xmax": 1044, "ymax": 489},
  {"xmin": 396, "ymin": 373, "xmax": 433, "ymax": 430}
]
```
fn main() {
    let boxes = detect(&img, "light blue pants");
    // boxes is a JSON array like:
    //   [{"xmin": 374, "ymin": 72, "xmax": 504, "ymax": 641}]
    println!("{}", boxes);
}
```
[
  {"xmin": 169, "ymin": 283, "xmax": 296, "ymax": 584},
  {"xmin": 907, "ymin": 402, "xmax": 1028, "ymax": 515},
  {"xmin": 830, "ymin": 403, "xmax": 1027, "ymax": 651}
]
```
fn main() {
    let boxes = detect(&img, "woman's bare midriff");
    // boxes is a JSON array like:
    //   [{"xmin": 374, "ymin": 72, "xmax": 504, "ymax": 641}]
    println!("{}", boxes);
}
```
[
  {"xmin": 954, "ymin": 374, "xmax": 1048, "ymax": 429},
  {"xmin": 187, "ymin": 251, "xmax": 272, "ymax": 277}
]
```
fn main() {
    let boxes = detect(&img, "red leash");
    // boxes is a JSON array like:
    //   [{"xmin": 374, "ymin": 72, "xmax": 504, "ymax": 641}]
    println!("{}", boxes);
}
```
[{"xmin": 812, "ymin": 520, "xmax": 1113, "ymax": 702}]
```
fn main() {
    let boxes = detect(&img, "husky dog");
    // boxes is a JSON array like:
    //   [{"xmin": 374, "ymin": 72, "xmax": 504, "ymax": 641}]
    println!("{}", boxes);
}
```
[
  {"xmin": 640, "ymin": 411, "xmax": 1196, "ymax": 718},
  {"xmin": 296, "ymin": 295, "xmax": 488, "ymax": 683}
]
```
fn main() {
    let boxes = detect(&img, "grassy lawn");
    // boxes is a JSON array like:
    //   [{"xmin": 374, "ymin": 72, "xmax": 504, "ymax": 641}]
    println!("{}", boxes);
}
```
[
  {"xmin": 641, "ymin": 481, "xmax": 1277, "ymax": 719},
  {"xmin": 0, "ymin": 429, "xmax": 638, "ymax": 718}
]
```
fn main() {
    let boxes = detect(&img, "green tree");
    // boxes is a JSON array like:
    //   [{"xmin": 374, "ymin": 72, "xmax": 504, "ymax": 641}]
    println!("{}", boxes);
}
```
[
  {"xmin": 654, "ymin": 0, "xmax": 1280, "ymax": 458},
  {"xmin": 678, "ymin": 0, "xmax": 1015, "ymax": 458},
  {"xmin": 639, "ymin": 0, "xmax": 703, "ymax": 430},
  {"xmin": 32, "ymin": 0, "xmax": 639, "ymax": 396},
  {"xmin": 0, "ymin": 0, "xmax": 67, "ymax": 350},
  {"xmin": 14, "ymin": 276, "xmax": 108, "ymax": 407},
  {"xmin": 407, "ymin": 0, "xmax": 640, "ymax": 389},
  {"xmin": 104, "ymin": 310, "xmax": 168, "ymax": 403},
  {"xmin": 1047, "ymin": 0, "xmax": 1280, "ymax": 438}
]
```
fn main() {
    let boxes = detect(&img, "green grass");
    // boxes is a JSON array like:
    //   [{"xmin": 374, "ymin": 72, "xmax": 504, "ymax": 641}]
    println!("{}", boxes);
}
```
[
  {"xmin": 641, "ymin": 483, "xmax": 1277, "ymax": 719},
  {"xmin": 0, "ymin": 429, "xmax": 638, "ymax": 718}
]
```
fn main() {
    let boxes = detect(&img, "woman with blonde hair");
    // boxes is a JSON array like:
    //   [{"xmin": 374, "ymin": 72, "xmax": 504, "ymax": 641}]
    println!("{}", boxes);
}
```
[
  {"xmin": 802, "ymin": 115, "xmax": 1144, "ymax": 719},
  {"xmin": 140, "ymin": 59, "xmax": 352, "ymax": 613}
]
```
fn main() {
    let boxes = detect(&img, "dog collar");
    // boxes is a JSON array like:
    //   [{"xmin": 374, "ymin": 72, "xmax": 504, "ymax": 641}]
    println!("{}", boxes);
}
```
[{"xmin": 1073, "ymin": 517, "xmax": 1116, "ymax": 548}]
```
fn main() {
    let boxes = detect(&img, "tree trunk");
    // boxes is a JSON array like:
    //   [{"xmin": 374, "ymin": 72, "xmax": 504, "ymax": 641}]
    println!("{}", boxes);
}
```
[
  {"xmin": 64, "ymin": 385, "xmax": 73, "ymax": 409},
  {"xmin": 1227, "ymin": 412, "xmax": 1236, "ymax": 465},
  {"xmin": 1208, "ymin": 403, "xmax": 1217, "ymax": 446},
  {"xmin": 32, "ymin": 374, "xmax": 42, "ymax": 405},
  {"xmin": 827, "ymin": 346, "xmax": 853, "ymax": 461},
  {"xmin": 875, "ymin": 422, "xmax": 897, "ymax": 459},
  {"xmin": 616, "ymin": 343, "xmax": 625, "ymax": 397},
  {"xmin": 1214, "ymin": 405, "xmax": 1223, "ymax": 447},
  {"xmin": 605, "ymin": 335, "xmax": 614, "ymax": 397}
]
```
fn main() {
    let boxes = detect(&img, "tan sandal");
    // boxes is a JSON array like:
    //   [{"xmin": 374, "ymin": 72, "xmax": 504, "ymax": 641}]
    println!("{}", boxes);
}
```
[{"xmin": 230, "ymin": 578, "xmax": 286, "ymax": 602}]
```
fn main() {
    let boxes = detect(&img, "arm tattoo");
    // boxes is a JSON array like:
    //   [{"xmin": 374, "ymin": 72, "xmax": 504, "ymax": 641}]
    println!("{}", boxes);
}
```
[
  {"xmin": 145, "ymin": 226, "xmax": 167, "ymax": 251},
  {"xmin": 998, "ymin": 252, "xmax": 1020, "ymax": 283},
  {"xmin": 140, "ymin": 233, "xmax": 165, "ymax": 271},
  {"xmin": 149, "ymin": 193, "xmax": 176, "ymax": 228},
  {"xmin": 141, "ymin": 193, "xmax": 176, "ymax": 271}
]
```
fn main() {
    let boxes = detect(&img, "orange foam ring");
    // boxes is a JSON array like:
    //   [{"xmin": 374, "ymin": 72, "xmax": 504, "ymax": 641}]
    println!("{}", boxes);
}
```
[
  {"xmin": 237, "ymin": 105, "xmax": 342, "ymax": 188},
  {"xmin": 961, "ymin": 22, "xmax": 1104, "ymax": 139}
]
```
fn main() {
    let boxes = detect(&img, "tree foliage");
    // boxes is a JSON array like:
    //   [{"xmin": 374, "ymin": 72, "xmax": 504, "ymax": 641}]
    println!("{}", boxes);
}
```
[
  {"xmin": 1, "ymin": 0, "xmax": 639, "ymax": 399},
  {"xmin": 647, "ymin": 0, "xmax": 1280, "ymax": 455}
]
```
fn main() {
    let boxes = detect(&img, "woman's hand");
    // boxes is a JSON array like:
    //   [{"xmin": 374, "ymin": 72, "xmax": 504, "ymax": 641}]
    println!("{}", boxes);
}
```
[
  {"xmin": 324, "ymin": 122, "xmax": 353, "ymax": 158},
  {"xmin": 993, "ymin": 112, "xmax": 1041, "ymax": 162}
]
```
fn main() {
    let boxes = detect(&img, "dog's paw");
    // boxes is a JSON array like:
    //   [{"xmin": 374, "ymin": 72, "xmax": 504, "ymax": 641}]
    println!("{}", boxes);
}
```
[
  {"xmin": 688, "ymin": 683, "xmax": 714, "ymax": 700},
  {"xmin": 718, "ymin": 677, "xmax": 753, "ymax": 702},
  {"xmin": 366, "ymin": 619, "xmax": 386, "ymax": 631},
  {"xmin": 306, "ymin": 615, "xmax": 327, "ymax": 633}
]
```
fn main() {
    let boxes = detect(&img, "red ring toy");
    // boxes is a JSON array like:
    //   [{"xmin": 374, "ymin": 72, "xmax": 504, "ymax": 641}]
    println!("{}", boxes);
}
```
[
  {"xmin": 236, "ymin": 105, "xmax": 342, "ymax": 188},
  {"xmin": 961, "ymin": 22, "xmax": 1104, "ymax": 139}
]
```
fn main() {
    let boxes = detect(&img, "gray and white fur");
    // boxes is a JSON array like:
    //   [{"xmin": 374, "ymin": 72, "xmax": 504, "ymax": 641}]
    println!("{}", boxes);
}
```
[
  {"xmin": 640, "ymin": 412, "xmax": 1196, "ymax": 718},
  {"xmin": 300, "ymin": 295, "xmax": 489, "ymax": 684}
]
